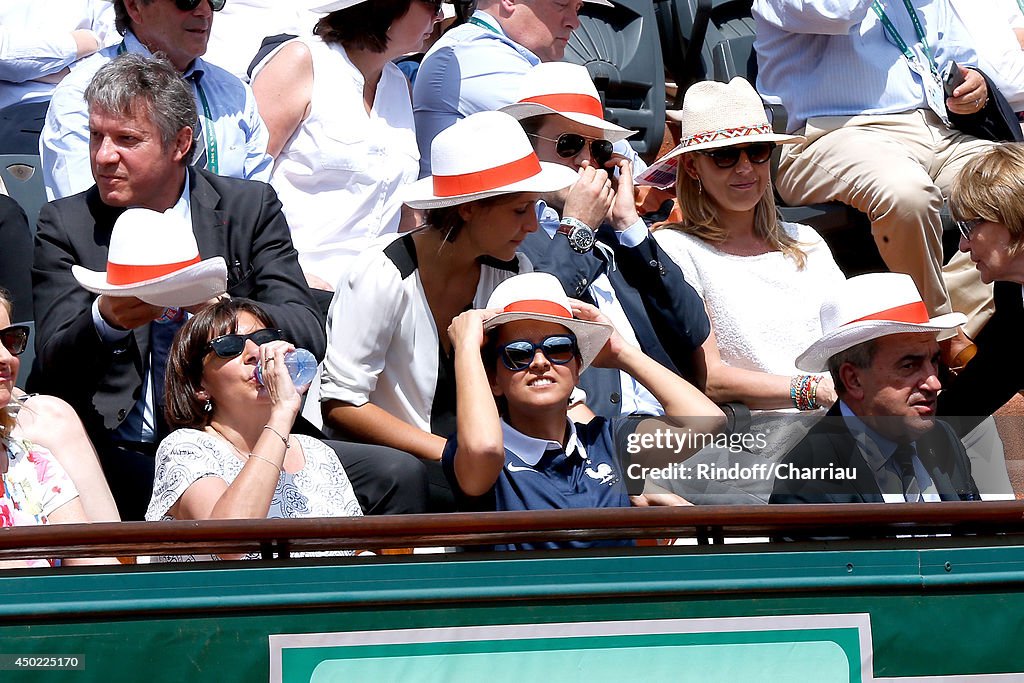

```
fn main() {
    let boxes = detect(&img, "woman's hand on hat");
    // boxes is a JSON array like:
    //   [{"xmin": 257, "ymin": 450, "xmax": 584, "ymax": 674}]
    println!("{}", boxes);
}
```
[
  {"xmin": 259, "ymin": 340, "xmax": 303, "ymax": 418},
  {"xmin": 448, "ymin": 308, "xmax": 499, "ymax": 352},
  {"xmin": 569, "ymin": 300, "xmax": 626, "ymax": 369},
  {"xmin": 563, "ymin": 164, "xmax": 613, "ymax": 230},
  {"xmin": 946, "ymin": 66, "xmax": 989, "ymax": 115},
  {"xmin": 97, "ymin": 294, "xmax": 165, "ymax": 331},
  {"xmin": 608, "ymin": 158, "xmax": 642, "ymax": 232}
]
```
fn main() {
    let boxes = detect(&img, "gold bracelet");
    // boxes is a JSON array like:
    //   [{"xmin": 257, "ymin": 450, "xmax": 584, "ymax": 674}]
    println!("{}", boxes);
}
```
[
  {"xmin": 262, "ymin": 424, "xmax": 290, "ymax": 449},
  {"xmin": 247, "ymin": 452, "xmax": 283, "ymax": 472}
]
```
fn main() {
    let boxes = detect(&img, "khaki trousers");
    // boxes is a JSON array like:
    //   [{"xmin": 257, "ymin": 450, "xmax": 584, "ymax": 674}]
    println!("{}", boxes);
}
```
[{"xmin": 776, "ymin": 110, "xmax": 993, "ymax": 331}]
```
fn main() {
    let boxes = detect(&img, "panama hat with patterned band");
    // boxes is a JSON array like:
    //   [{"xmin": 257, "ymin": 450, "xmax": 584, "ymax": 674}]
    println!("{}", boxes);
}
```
[
  {"xmin": 795, "ymin": 273, "xmax": 967, "ymax": 373},
  {"xmin": 403, "ymin": 110, "xmax": 579, "ymax": 209},
  {"xmin": 637, "ymin": 77, "xmax": 805, "ymax": 188},
  {"xmin": 72, "ymin": 208, "xmax": 227, "ymax": 308},
  {"xmin": 483, "ymin": 272, "xmax": 613, "ymax": 372},
  {"xmin": 500, "ymin": 62, "xmax": 635, "ymax": 143}
]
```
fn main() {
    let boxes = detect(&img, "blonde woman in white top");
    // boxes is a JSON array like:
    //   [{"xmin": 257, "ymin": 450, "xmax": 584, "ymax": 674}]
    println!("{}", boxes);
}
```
[
  {"xmin": 252, "ymin": 0, "xmax": 442, "ymax": 292},
  {"xmin": 650, "ymin": 78, "xmax": 845, "ymax": 414}
]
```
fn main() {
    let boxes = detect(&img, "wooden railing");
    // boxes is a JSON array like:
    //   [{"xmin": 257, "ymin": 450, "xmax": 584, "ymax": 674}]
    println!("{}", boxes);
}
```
[{"xmin": 4, "ymin": 502, "xmax": 1024, "ymax": 562}]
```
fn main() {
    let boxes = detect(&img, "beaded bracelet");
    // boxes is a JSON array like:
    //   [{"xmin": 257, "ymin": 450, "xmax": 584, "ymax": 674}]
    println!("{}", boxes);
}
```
[
  {"xmin": 790, "ymin": 374, "xmax": 821, "ymax": 411},
  {"xmin": 263, "ymin": 424, "xmax": 290, "ymax": 449}
]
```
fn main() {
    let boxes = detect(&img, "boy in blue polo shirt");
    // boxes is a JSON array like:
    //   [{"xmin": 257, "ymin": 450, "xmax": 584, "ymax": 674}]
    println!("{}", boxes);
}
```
[{"xmin": 442, "ymin": 272, "xmax": 724, "ymax": 550}]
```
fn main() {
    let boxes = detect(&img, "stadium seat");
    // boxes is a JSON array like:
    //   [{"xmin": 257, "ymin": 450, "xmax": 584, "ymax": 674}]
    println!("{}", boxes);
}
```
[{"xmin": 0, "ymin": 154, "xmax": 46, "ymax": 233}]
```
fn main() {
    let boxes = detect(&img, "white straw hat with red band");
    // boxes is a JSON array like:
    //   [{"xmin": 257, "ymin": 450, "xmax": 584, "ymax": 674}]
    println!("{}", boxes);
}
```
[
  {"xmin": 795, "ymin": 273, "xmax": 967, "ymax": 373},
  {"xmin": 500, "ymin": 62, "xmax": 635, "ymax": 143},
  {"xmin": 404, "ymin": 110, "xmax": 578, "ymax": 209},
  {"xmin": 72, "ymin": 208, "xmax": 227, "ymax": 307},
  {"xmin": 483, "ymin": 272, "xmax": 613, "ymax": 371},
  {"xmin": 637, "ymin": 77, "xmax": 805, "ymax": 188}
]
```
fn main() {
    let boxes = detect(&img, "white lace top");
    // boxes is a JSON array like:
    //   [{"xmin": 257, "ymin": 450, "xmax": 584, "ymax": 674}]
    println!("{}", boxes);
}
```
[{"xmin": 146, "ymin": 430, "xmax": 362, "ymax": 562}]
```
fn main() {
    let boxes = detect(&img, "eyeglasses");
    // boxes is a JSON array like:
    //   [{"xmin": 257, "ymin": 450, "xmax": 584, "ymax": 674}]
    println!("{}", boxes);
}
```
[
  {"xmin": 697, "ymin": 142, "xmax": 776, "ymax": 169},
  {"xmin": 956, "ymin": 218, "xmax": 984, "ymax": 241},
  {"xmin": 418, "ymin": 0, "xmax": 444, "ymax": 15},
  {"xmin": 0, "ymin": 325, "xmax": 29, "ymax": 356},
  {"xmin": 173, "ymin": 0, "xmax": 226, "ymax": 12},
  {"xmin": 529, "ymin": 133, "xmax": 614, "ymax": 166},
  {"xmin": 207, "ymin": 328, "xmax": 285, "ymax": 358},
  {"xmin": 498, "ymin": 334, "xmax": 579, "ymax": 371}
]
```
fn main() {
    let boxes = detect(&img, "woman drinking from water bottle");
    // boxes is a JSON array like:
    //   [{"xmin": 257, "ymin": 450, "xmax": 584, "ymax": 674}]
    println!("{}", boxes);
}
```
[{"xmin": 145, "ymin": 298, "xmax": 361, "ymax": 561}]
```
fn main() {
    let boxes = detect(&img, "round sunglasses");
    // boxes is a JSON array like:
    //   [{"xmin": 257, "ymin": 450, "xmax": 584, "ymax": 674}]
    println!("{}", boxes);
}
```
[
  {"xmin": 697, "ymin": 142, "xmax": 776, "ymax": 169},
  {"xmin": 0, "ymin": 325, "xmax": 29, "ymax": 356},
  {"xmin": 498, "ymin": 334, "xmax": 579, "ymax": 371},
  {"xmin": 174, "ymin": 0, "xmax": 226, "ymax": 12},
  {"xmin": 529, "ymin": 133, "xmax": 614, "ymax": 166},
  {"xmin": 206, "ymin": 328, "xmax": 285, "ymax": 358}
]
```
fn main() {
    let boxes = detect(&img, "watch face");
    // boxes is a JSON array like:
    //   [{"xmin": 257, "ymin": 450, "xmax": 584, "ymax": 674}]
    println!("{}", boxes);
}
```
[{"xmin": 570, "ymin": 226, "xmax": 595, "ymax": 253}]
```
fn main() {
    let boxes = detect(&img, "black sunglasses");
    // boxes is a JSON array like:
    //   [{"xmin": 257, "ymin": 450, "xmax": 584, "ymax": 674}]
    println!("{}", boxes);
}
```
[
  {"xmin": 530, "ymin": 133, "xmax": 614, "ymax": 166},
  {"xmin": 0, "ymin": 325, "xmax": 29, "ymax": 356},
  {"xmin": 174, "ymin": 0, "xmax": 226, "ymax": 12},
  {"xmin": 418, "ymin": 0, "xmax": 444, "ymax": 14},
  {"xmin": 698, "ymin": 142, "xmax": 776, "ymax": 169},
  {"xmin": 207, "ymin": 328, "xmax": 285, "ymax": 358},
  {"xmin": 499, "ymin": 334, "xmax": 579, "ymax": 371},
  {"xmin": 956, "ymin": 218, "xmax": 983, "ymax": 241}
]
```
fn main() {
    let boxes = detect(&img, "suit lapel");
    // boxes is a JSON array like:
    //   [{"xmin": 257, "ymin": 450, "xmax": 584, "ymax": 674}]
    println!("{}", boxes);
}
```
[{"xmin": 188, "ymin": 170, "xmax": 228, "ymax": 261}]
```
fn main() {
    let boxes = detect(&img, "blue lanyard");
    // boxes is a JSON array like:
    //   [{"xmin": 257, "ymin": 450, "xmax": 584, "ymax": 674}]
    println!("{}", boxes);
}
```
[{"xmin": 871, "ymin": 0, "xmax": 938, "ymax": 77}]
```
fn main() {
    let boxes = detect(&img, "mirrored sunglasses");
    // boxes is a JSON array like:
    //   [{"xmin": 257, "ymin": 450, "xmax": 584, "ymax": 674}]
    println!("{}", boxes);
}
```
[
  {"xmin": 0, "ymin": 325, "xmax": 29, "ymax": 356},
  {"xmin": 956, "ymin": 218, "xmax": 983, "ymax": 241},
  {"xmin": 174, "ymin": 0, "xmax": 226, "ymax": 12},
  {"xmin": 499, "ymin": 334, "xmax": 579, "ymax": 371},
  {"xmin": 207, "ymin": 328, "xmax": 285, "ymax": 358},
  {"xmin": 530, "ymin": 133, "xmax": 614, "ymax": 166},
  {"xmin": 697, "ymin": 142, "xmax": 776, "ymax": 169}
]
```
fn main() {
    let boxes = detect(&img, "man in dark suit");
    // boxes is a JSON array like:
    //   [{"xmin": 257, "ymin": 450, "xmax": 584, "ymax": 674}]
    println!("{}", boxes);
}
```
[
  {"xmin": 771, "ymin": 273, "xmax": 979, "ymax": 504},
  {"xmin": 505, "ymin": 63, "xmax": 710, "ymax": 419},
  {"xmin": 29, "ymin": 53, "xmax": 325, "ymax": 520}
]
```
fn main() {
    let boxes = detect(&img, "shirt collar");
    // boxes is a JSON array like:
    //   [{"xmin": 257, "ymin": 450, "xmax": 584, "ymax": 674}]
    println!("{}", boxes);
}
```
[
  {"xmin": 124, "ymin": 31, "xmax": 205, "ymax": 78},
  {"xmin": 501, "ymin": 418, "xmax": 582, "ymax": 466},
  {"xmin": 838, "ymin": 400, "xmax": 915, "ymax": 472},
  {"xmin": 471, "ymin": 9, "xmax": 505, "ymax": 36}
]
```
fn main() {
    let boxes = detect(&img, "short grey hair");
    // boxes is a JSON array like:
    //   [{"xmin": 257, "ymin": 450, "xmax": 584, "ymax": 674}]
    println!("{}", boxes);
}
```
[
  {"xmin": 84, "ymin": 53, "xmax": 196, "ymax": 161},
  {"xmin": 827, "ymin": 338, "xmax": 879, "ymax": 398}
]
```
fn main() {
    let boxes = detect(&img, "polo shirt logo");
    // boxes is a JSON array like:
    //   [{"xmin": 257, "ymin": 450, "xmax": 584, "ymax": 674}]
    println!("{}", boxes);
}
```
[
  {"xmin": 585, "ymin": 463, "xmax": 618, "ymax": 486},
  {"xmin": 506, "ymin": 463, "xmax": 537, "ymax": 473}
]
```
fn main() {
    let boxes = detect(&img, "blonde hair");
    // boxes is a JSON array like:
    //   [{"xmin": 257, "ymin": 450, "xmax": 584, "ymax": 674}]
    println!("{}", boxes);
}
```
[
  {"xmin": 950, "ymin": 143, "xmax": 1024, "ymax": 256},
  {"xmin": 655, "ymin": 151, "xmax": 808, "ymax": 269}
]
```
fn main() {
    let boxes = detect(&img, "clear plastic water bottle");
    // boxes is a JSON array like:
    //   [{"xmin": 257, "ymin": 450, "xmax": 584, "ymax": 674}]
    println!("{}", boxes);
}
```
[{"xmin": 255, "ymin": 347, "xmax": 318, "ymax": 387}]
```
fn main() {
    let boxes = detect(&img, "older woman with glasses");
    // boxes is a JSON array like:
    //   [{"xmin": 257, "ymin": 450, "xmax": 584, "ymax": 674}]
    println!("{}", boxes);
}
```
[
  {"xmin": 941, "ymin": 143, "xmax": 1024, "ymax": 425},
  {"xmin": 146, "ymin": 299, "xmax": 360, "ymax": 561},
  {"xmin": 252, "ymin": 0, "xmax": 442, "ymax": 301}
]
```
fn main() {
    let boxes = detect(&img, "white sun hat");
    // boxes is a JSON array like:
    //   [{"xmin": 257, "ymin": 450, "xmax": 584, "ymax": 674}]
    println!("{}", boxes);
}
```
[
  {"xmin": 403, "ymin": 110, "xmax": 578, "ymax": 209},
  {"xmin": 637, "ymin": 77, "xmax": 805, "ymax": 188},
  {"xmin": 795, "ymin": 273, "xmax": 967, "ymax": 373},
  {"xmin": 72, "ymin": 208, "xmax": 227, "ymax": 308},
  {"xmin": 308, "ymin": 0, "xmax": 461, "ymax": 14},
  {"xmin": 483, "ymin": 272, "xmax": 613, "ymax": 372},
  {"xmin": 500, "ymin": 62, "xmax": 635, "ymax": 143}
]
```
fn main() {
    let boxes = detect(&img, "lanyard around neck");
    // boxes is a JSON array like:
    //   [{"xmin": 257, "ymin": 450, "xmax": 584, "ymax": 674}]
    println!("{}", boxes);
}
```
[
  {"xmin": 468, "ymin": 16, "xmax": 500, "ymax": 35},
  {"xmin": 871, "ymin": 0, "xmax": 938, "ymax": 76},
  {"xmin": 115, "ymin": 41, "xmax": 219, "ymax": 174}
]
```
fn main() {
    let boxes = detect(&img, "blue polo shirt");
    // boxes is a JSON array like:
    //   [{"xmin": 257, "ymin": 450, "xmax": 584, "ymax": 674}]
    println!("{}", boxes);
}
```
[{"xmin": 441, "ymin": 417, "xmax": 633, "ymax": 550}]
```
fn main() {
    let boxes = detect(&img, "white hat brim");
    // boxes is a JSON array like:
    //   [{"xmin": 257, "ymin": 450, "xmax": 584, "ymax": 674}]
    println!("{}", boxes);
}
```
[
  {"xmin": 403, "ymin": 161, "xmax": 578, "ymax": 210},
  {"xmin": 499, "ymin": 103, "xmax": 635, "ymax": 143},
  {"xmin": 72, "ymin": 257, "xmax": 228, "ymax": 308},
  {"xmin": 483, "ymin": 312, "xmax": 612, "ymax": 372},
  {"xmin": 795, "ymin": 313, "xmax": 968, "ymax": 373}
]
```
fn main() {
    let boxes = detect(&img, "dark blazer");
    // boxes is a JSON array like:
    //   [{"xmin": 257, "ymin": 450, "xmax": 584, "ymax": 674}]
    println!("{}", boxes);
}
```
[
  {"xmin": 29, "ymin": 169, "xmax": 325, "ymax": 442},
  {"xmin": 770, "ymin": 404, "xmax": 979, "ymax": 504},
  {"xmin": 520, "ymin": 222, "xmax": 710, "ymax": 418},
  {"xmin": 939, "ymin": 280, "xmax": 1024, "ymax": 436}
]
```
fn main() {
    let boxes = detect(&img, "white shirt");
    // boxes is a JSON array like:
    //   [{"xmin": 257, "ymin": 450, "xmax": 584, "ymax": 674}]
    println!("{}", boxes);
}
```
[
  {"xmin": 949, "ymin": 0, "xmax": 1024, "ymax": 111},
  {"xmin": 320, "ymin": 233, "xmax": 529, "ymax": 435},
  {"xmin": 0, "ymin": 0, "xmax": 116, "ymax": 111},
  {"xmin": 40, "ymin": 31, "xmax": 273, "ymax": 200},
  {"xmin": 204, "ymin": 0, "xmax": 317, "ymax": 81},
  {"xmin": 252, "ymin": 37, "xmax": 420, "ymax": 284}
]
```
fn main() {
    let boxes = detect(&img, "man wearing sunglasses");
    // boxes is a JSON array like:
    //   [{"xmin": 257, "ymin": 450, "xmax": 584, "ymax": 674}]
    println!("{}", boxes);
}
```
[
  {"xmin": 30, "ymin": 54, "xmax": 323, "ymax": 520},
  {"xmin": 40, "ymin": 0, "xmax": 272, "ymax": 200},
  {"xmin": 505, "ymin": 63, "xmax": 711, "ymax": 420},
  {"xmin": 413, "ymin": 0, "xmax": 627, "ymax": 176}
]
